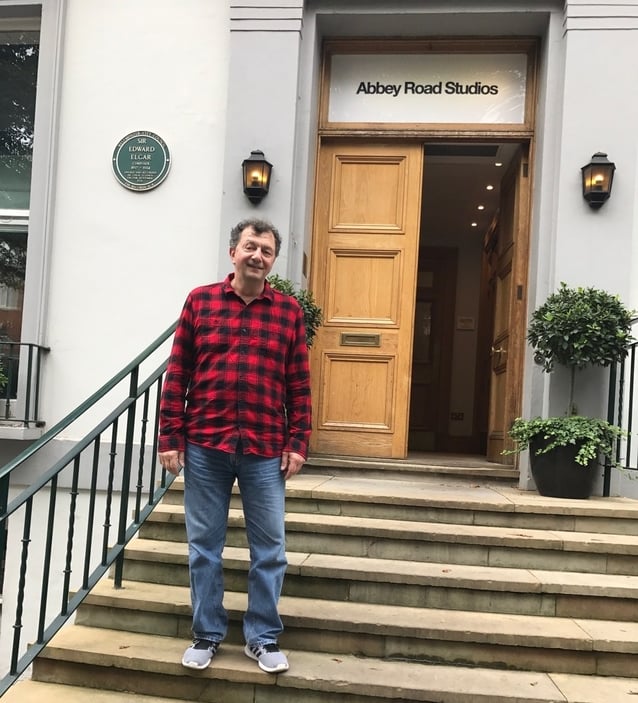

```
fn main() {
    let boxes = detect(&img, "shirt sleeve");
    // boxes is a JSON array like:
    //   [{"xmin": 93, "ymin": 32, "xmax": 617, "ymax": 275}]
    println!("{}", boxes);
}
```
[
  {"xmin": 284, "ymin": 304, "xmax": 312, "ymax": 459},
  {"xmin": 158, "ymin": 294, "xmax": 195, "ymax": 453}
]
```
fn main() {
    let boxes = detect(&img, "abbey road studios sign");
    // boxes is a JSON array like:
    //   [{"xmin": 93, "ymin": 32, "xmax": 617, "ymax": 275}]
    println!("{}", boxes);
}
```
[
  {"xmin": 328, "ymin": 53, "xmax": 528, "ymax": 125},
  {"xmin": 112, "ymin": 131, "xmax": 171, "ymax": 191}
]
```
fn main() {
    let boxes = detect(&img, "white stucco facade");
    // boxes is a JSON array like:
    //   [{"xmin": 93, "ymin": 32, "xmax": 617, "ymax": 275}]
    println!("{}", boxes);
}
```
[
  {"xmin": 2, "ymin": 0, "xmax": 638, "ymax": 495},
  {"xmin": 4, "ymin": 0, "xmax": 638, "ymax": 682},
  {"xmin": 37, "ymin": 0, "xmax": 229, "ymax": 422}
]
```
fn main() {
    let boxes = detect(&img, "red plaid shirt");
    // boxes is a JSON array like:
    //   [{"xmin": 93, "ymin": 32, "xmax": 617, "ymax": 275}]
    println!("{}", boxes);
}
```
[{"xmin": 158, "ymin": 275, "xmax": 311, "ymax": 458}]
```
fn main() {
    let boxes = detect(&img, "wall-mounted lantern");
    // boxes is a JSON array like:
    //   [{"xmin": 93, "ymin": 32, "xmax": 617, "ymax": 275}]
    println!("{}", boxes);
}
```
[
  {"xmin": 242, "ymin": 150, "xmax": 273, "ymax": 204},
  {"xmin": 581, "ymin": 152, "xmax": 615, "ymax": 210}
]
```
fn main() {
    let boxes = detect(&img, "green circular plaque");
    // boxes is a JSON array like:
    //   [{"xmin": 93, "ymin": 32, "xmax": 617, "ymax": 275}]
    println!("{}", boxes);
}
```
[{"xmin": 112, "ymin": 131, "xmax": 171, "ymax": 191}]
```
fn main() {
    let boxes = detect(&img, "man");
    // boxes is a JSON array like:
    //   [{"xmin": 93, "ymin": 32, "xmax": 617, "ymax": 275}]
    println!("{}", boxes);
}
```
[{"xmin": 158, "ymin": 218, "xmax": 311, "ymax": 674}]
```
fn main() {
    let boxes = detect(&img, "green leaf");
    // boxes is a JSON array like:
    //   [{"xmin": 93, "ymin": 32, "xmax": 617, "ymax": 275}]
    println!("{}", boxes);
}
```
[
  {"xmin": 505, "ymin": 416, "xmax": 625, "ymax": 467},
  {"xmin": 267, "ymin": 274, "xmax": 323, "ymax": 348},
  {"xmin": 527, "ymin": 282, "xmax": 634, "ymax": 373}
]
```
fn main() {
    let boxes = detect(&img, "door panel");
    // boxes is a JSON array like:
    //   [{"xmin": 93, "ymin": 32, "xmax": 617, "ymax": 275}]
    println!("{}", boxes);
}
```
[
  {"xmin": 328, "ymin": 249, "xmax": 400, "ymax": 323},
  {"xmin": 486, "ymin": 147, "xmax": 530, "ymax": 462},
  {"xmin": 310, "ymin": 141, "xmax": 423, "ymax": 458}
]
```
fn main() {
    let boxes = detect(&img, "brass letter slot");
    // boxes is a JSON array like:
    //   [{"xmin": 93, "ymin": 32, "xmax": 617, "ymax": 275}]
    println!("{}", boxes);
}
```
[{"xmin": 340, "ymin": 333, "xmax": 381, "ymax": 347}]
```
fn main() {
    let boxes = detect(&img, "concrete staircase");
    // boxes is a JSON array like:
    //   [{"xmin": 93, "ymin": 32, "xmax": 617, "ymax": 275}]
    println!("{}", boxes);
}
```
[{"xmin": 6, "ymin": 460, "xmax": 638, "ymax": 702}]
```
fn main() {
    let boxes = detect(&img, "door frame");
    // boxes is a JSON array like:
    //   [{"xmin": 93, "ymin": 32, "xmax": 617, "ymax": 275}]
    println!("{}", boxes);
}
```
[
  {"xmin": 309, "ymin": 37, "xmax": 538, "ymax": 460},
  {"xmin": 485, "ymin": 146, "xmax": 532, "ymax": 462}
]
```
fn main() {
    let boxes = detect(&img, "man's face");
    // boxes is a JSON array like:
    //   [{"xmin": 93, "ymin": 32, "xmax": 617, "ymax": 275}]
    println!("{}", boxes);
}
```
[{"xmin": 230, "ymin": 226, "xmax": 277, "ymax": 284}]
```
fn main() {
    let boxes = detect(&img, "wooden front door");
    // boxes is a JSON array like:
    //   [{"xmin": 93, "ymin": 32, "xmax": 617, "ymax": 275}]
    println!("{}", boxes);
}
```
[
  {"xmin": 309, "ymin": 140, "xmax": 423, "ymax": 458},
  {"xmin": 486, "ymin": 146, "xmax": 531, "ymax": 462}
]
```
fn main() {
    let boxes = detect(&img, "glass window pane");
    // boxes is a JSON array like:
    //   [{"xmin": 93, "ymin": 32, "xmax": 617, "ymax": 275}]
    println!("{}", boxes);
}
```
[
  {"xmin": 0, "ymin": 229, "xmax": 25, "ymax": 399},
  {"xmin": 0, "ymin": 31, "xmax": 40, "ymax": 209}
]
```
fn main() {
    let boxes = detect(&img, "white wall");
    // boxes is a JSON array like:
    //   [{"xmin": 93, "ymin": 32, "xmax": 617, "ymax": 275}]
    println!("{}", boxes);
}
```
[
  {"xmin": 530, "ymin": 10, "xmax": 638, "ymax": 496},
  {"xmin": 217, "ymin": 3, "xmax": 304, "ymax": 284},
  {"xmin": 35, "ymin": 0, "xmax": 230, "ymax": 440},
  {"xmin": 12, "ymin": 0, "xmax": 638, "ymax": 496},
  {"xmin": 553, "ymin": 30, "xmax": 638, "ymax": 305},
  {"xmin": 1, "ymin": 6, "xmax": 230, "ymax": 677}
]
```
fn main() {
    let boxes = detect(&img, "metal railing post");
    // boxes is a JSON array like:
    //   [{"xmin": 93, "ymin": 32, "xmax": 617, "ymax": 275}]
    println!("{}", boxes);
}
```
[
  {"xmin": 604, "ymin": 363, "xmax": 618, "ymax": 497},
  {"xmin": 0, "ymin": 473, "xmax": 9, "ymax": 591},
  {"xmin": 114, "ymin": 366, "xmax": 139, "ymax": 588},
  {"xmin": 0, "ymin": 322, "xmax": 177, "ymax": 695}
]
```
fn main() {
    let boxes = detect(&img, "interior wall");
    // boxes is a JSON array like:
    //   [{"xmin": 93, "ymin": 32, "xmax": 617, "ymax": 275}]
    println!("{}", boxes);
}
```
[{"xmin": 421, "ymin": 215, "xmax": 483, "ymax": 439}]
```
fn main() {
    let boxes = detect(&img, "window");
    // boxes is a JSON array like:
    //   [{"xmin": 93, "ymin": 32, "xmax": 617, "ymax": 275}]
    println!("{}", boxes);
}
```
[
  {"xmin": 0, "ymin": 28, "xmax": 38, "ymax": 342},
  {"xmin": 0, "ymin": 30, "xmax": 39, "ymax": 210},
  {"xmin": 0, "ymin": 284, "xmax": 21, "ymax": 310}
]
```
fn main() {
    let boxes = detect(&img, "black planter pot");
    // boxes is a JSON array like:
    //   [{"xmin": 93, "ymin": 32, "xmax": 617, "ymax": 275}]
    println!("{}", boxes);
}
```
[{"xmin": 529, "ymin": 436, "xmax": 596, "ymax": 499}]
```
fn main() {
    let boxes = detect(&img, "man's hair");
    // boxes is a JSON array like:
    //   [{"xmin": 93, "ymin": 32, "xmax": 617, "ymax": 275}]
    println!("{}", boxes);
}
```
[{"xmin": 230, "ymin": 218, "xmax": 281, "ymax": 256}]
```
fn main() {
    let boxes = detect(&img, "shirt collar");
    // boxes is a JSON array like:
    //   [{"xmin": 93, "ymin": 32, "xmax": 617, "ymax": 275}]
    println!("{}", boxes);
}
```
[{"xmin": 222, "ymin": 273, "xmax": 274, "ymax": 302}]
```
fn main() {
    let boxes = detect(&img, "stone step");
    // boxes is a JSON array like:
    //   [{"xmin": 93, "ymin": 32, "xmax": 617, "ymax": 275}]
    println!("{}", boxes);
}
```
[
  {"xmin": 31, "ymin": 625, "xmax": 638, "ymax": 703},
  {"xmin": 142, "ymin": 503, "xmax": 638, "ymax": 575},
  {"xmin": 16, "ymin": 467, "xmax": 638, "ymax": 703},
  {"xmin": 121, "ymin": 538, "xmax": 638, "ymax": 620},
  {"xmin": 162, "ymin": 473, "xmax": 638, "ymax": 535},
  {"xmin": 304, "ymin": 454, "xmax": 521, "ymax": 481},
  {"xmin": 76, "ymin": 579, "xmax": 638, "ymax": 677},
  {"xmin": 2, "ymin": 681, "xmax": 182, "ymax": 703}
]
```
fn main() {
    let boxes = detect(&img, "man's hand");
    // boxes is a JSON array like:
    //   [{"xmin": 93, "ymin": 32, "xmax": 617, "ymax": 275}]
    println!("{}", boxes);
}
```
[
  {"xmin": 280, "ymin": 451, "xmax": 305, "ymax": 480},
  {"xmin": 159, "ymin": 450, "xmax": 185, "ymax": 476}
]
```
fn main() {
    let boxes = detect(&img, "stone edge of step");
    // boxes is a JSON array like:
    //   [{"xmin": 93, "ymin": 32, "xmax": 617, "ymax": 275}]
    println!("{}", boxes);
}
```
[
  {"xmin": 81, "ymin": 579, "xmax": 638, "ymax": 654},
  {"xmin": 122, "ymin": 537, "xmax": 638, "ymax": 599},
  {"xmin": 37, "ymin": 625, "xmax": 612, "ymax": 703},
  {"xmin": 146, "ymin": 504, "xmax": 638, "ymax": 554}
]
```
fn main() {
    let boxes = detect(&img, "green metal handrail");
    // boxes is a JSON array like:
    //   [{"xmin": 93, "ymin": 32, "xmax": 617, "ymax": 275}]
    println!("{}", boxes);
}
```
[
  {"xmin": 0, "ymin": 321, "xmax": 177, "ymax": 695},
  {"xmin": 605, "ymin": 317, "xmax": 638, "ymax": 495},
  {"xmin": 0, "ymin": 341, "xmax": 50, "ymax": 426}
]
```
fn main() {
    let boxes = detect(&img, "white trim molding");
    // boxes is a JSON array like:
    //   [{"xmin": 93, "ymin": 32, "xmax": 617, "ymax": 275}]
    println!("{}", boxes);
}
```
[{"xmin": 231, "ymin": 1, "xmax": 303, "ymax": 33}]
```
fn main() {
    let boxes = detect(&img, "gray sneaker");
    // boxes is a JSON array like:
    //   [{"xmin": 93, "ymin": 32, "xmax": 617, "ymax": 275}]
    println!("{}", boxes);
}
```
[
  {"xmin": 182, "ymin": 639, "xmax": 220, "ymax": 669},
  {"xmin": 244, "ymin": 642, "xmax": 289, "ymax": 673}
]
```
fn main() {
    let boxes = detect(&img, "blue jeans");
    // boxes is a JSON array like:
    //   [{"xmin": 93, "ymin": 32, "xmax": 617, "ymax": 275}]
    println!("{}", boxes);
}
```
[{"xmin": 183, "ymin": 441, "xmax": 287, "ymax": 646}]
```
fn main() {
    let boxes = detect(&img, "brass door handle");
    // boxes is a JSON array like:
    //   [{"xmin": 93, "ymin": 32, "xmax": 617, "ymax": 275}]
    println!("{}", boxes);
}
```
[{"xmin": 490, "ymin": 346, "xmax": 506, "ymax": 355}]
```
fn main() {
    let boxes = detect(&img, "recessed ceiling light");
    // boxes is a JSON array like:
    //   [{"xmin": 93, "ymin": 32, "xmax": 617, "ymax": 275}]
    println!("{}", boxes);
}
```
[
  {"xmin": 495, "ymin": 162, "xmax": 503, "ymax": 167},
  {"xmin": 471, "ymin": 222, "xmax": 478, "ymax": 227},
  {"xmin": 477, "ymin": 205, "xmax": 485, "ymax": 210},
  {"xmin": 486, "ymin": 185, "xmax": 494, "ymax": 191}
]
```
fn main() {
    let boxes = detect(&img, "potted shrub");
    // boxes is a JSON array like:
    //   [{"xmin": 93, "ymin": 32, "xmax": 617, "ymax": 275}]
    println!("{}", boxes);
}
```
[
  {"xmin": 506, "ymin": 283, "xmax": 634, "ymax": 498},
  {"xmin": 267, "ymin": 274, "xmax": 323, "ymax": 348}
]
